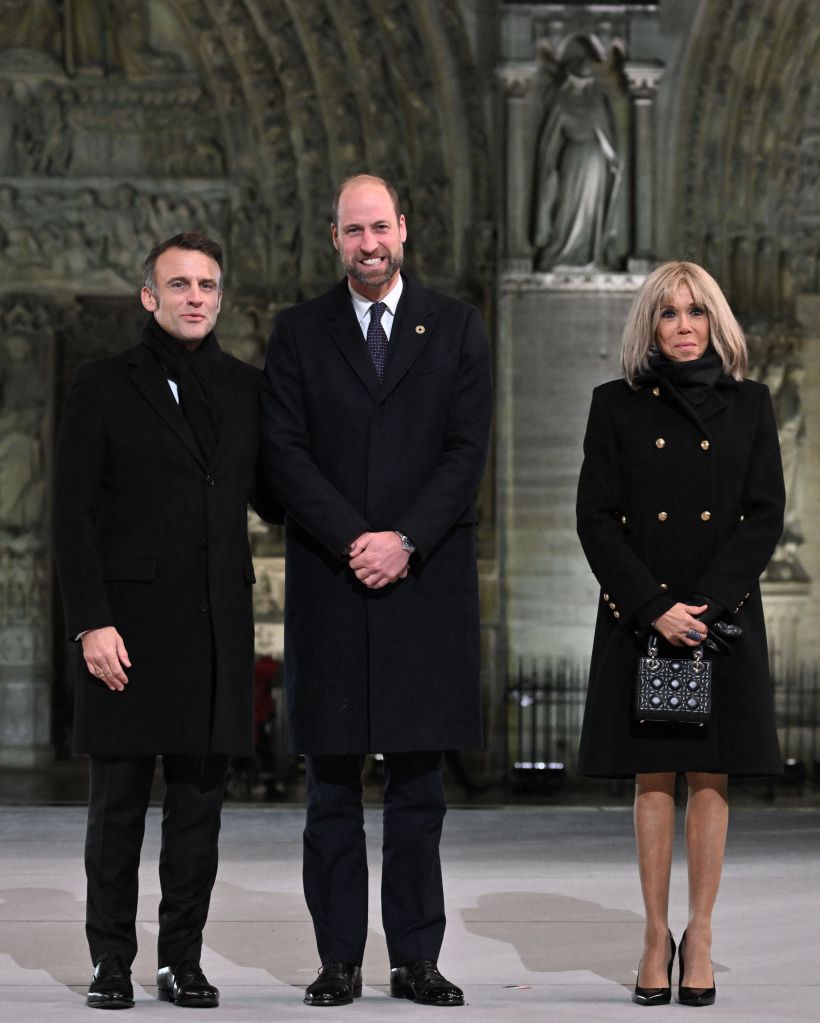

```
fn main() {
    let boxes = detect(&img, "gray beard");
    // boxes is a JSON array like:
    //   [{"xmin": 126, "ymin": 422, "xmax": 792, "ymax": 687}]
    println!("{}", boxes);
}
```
[{"xmin": 345, "ymin": 252, "xmax": 403, "ymax": 289}]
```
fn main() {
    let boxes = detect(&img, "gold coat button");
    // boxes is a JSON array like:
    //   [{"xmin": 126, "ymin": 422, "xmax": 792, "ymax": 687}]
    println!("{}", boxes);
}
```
[
  {"xmin": 700, "ymin": 510, "xmax": 711, "ymax": 521},
  {"xmin": 701, "ymin": 439, "xmax": 710, "ymax": 450},
  {"xmin": 739, "ymin": 514, "xmax": 745, "ymax": 522},
  {"xmin": 652, "ymin": 387, "xmax": 660, "ymax": 396},
  {"xmin": 621, "ymin": 515, "xmax": 627, "ymax": 525},
  {"xmin": 609, "ymin": 602, "xmax": 616, "ymax": 609},
  {"xmin": 603, "ymin": 593, "xmax": 609, "ymax": 601},
  {"xmin": 613, "ymin": 611, "xmax": 620, "ymax": 619},
  {"xmin": 660, "ymin": 583, "xmax": 668, "ymax": 591},
  {"xmin": 655, "ymin": 438, "xmax": 665, "ymax": 449},
  {"xmin": 658, "ymin": 511, "xmax": 668, "ymax": 522}
]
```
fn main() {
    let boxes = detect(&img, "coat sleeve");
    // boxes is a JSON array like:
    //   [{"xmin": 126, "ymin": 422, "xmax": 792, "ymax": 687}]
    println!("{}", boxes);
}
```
[
  {"xmin": 260, "ymin": 310, "xmax": 370, "ymax": 557},
  {"xmin": 52, "ymin": 363, "xmax": 114, "ymax": 640},
  {"xmin": 576, "ymin": 385, "xmax": 674, "ymax": 626},
  {"xmin": 694, "ymin": 386, "xmax": 784, "ymax": 611},
  {"xmin": 393, "ymin": 305, "xmax": 493, "ymax": 560}
]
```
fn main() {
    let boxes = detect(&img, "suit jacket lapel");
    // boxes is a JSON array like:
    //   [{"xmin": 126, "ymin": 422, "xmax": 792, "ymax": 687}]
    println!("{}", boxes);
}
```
[
  {"xmin": 379, "ymin": 276, "xmax": 433, "ymax": 402},
  {"xmin": 127, "ymin": 346, "xmax": 206, "ymax": 468},
  {"xmin": 324, "ymin": 280, "xmax": 381, "ymax": 401}
]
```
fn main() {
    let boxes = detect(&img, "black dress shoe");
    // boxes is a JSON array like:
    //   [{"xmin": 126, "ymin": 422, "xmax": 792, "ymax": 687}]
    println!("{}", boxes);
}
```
[
  {"xmin": 390, "ymin": 960, "xmax": 464, "ymax": 1006},
  {"xmin": 677, "ymin": 930, "xmax": 716, "ymax": 1006},
  {"xmin": 156, "ymin": 961, "xmax": 219, "ymax": 1008},
  {"xmin": 87, "ymin": 956, "xmax": 134, "ymax": 1010},
  {"xmin": 632, "ymin": 930, "xmax": 676, "ymax": 1006},
  {"xmin": 304, "ymin": 962, "xmax": 362, "ymax": 1006}
]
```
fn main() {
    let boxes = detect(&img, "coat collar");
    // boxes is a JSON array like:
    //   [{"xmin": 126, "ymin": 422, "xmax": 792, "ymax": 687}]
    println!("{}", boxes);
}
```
[
  {"xmin": 126, "ymin": 343, "xmax": 240, "ymax": 469},
  {"xmin": 645, "ymin": 375, "xmax": 733, "ymax": 431},
  {"xmin": 323, "ymin": 274, "xmax": 434, "ymax": 404}
]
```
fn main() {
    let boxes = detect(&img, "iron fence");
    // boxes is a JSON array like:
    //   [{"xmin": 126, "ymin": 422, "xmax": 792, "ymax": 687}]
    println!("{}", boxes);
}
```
[{"xmin": 505, "ymin": 658, "xmax": 820, "ymax": 793}]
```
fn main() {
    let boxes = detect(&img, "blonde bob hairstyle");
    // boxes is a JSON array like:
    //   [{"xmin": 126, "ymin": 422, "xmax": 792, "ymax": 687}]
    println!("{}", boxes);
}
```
[{"xmin": 620, "ymin": 261, "xmax": 748, "ymax": 387}]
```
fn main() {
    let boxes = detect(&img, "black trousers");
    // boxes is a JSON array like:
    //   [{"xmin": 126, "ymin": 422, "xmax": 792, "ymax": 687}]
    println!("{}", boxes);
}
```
[
  {"xmin": 303, "ymin": 751, "xmax": 446, "ymax": 968},
  {"xmin": 85, "ymin": 753, "xmax": 228, "ymax": 969}
]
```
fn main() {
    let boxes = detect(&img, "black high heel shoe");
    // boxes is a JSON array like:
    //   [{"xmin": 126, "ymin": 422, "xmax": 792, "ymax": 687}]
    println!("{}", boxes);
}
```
[
  {"xmin": 677, "ymin": 929, "xmax": 716, "ymax": 1007},
  {"xmin": 632, "ymin": 930, "xmax": 676, "ymax": 1006}
]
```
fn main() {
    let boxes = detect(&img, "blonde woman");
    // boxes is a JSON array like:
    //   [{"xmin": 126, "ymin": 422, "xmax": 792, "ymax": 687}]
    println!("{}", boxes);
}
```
[{"xmin": 576, "ymin": 261, "xmax": 784, "ymax": 1006}]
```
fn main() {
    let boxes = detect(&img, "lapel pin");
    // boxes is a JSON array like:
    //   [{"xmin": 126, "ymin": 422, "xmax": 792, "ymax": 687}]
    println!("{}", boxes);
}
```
[{"xmin": 415, "ymin": 324, "xmax": 425, "ymax": 334}]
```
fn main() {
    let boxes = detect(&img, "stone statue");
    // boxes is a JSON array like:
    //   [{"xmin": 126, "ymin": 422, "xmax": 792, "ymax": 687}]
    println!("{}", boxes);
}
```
[
  {"xmin": 0, "ymin": 333, "xmax": 45, "ymax": 538},
  {"xmin": 773, "ymin": 358, "xmax": 806, "ymax": 542},
  {"xmin": 0, "ymin": 81, "xmax": 17, "ymax": 174},
  {"xmin": 761, "ymin": 354, "xmax": 808, "ymax": 581},
  {"xmin": 0, "ymin": 0, "xmax": 62, "ymax": 58},
  {"xmin": 531, "ymin": 53, "xmax": 620, "ymax": 271}
]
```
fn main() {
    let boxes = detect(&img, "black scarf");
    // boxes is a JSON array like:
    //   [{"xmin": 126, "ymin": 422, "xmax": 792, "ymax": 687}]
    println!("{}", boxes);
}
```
[
  {"xmin": 641, "ymin": 347, "xmax": 724, "ymax": 406},
  {"xmin": 141, "ymin": 317, "xmax": 224, "ymax": 464}
]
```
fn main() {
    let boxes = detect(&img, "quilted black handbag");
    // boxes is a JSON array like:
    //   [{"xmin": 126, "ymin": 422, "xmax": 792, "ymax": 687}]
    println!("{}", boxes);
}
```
[{"xmin": 635, "ymin": 634, "xmax": 712, "ymax": 725}]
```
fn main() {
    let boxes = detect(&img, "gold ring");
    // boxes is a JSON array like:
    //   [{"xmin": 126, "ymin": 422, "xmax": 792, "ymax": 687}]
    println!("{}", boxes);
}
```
[{"xmin": 95, "ymin": 667, "xmax": 105, "ymax": 676}]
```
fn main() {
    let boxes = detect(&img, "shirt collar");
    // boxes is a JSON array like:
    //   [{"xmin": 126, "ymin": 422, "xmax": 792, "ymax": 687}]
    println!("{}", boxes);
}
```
[{"xmin": 348, "ymin": 274, "xmax": 404, "ymax": 326}]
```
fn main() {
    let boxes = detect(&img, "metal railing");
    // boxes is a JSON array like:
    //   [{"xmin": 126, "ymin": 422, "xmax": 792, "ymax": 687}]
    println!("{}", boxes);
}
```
[{"xmin": 505, "ymin": 658, "xmax": 820, "ymax": 794}]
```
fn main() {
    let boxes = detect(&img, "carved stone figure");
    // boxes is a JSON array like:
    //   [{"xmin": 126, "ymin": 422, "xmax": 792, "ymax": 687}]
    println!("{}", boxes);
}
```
[
  {"xmin": 0, "ymin": 333, "xmax": 46, "ymax": 538},
  {"xmin": 531, "ymin": 52, "xmax": 620, "ymax": 271},
  {"xmin": 761, "ymin": 354, "xmax": 808, "ymax": 581},
  {"xmin": 0, "ymin": 0, "xmax": 61, "ymax": 58},
  {"xmin": 0, "ymin": 80, "xmax": 17, "ymax": 174}
]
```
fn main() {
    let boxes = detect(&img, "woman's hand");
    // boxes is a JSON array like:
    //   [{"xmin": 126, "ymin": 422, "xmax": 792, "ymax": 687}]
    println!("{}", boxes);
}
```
[{"xmin": 652, "ymin": 603, "xmax": 708, "ymax": 647}]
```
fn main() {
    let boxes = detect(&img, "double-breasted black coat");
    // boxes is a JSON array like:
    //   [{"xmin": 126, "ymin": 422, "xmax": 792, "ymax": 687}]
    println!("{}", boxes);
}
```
[
  {"xmin": 261, "ymin": 275, "xmax": 492, "ymax": 754},
  {"xmin": 576, "ymin": 372, "xmax": 785, "ymax": 777},
  {"xmin": 54, "ymin": 338, "xmax": 271, "ymax": 757}
]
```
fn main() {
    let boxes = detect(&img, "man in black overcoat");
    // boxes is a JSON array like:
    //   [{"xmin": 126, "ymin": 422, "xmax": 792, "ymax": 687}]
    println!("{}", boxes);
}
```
[
  {"xmin": 261, "ymin": 175, "xmax": 492, "ymax": 1007},
  {"xmin": 53, "ymin": 232, "xmax": 277, "ymax": 1010}
]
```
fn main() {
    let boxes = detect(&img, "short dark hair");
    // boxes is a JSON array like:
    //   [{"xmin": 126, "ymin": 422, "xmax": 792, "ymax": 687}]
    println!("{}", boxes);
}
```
[
  {"xmin": 143, "ymin": 232, "xmax": 224, "ymax": 295},
  {"xmin": 331, "ymin": 174, "xmax": 401, "ymax": 227}
]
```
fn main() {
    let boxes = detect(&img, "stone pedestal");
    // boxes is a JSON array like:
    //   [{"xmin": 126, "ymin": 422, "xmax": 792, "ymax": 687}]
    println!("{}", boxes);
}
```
[
  {"xmin": 0, "ymin": 621, "xmax": 52, "ymax": 767},
  {"xmin": 497, "ymin": 271, "xmax": 644, "ymax": 668}
]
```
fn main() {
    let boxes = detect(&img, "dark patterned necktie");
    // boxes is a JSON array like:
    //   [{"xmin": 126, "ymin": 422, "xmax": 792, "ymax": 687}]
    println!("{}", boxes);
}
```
[{"xmin": 367, "ymin": 301, "xmax": 389, "ymax": 382}]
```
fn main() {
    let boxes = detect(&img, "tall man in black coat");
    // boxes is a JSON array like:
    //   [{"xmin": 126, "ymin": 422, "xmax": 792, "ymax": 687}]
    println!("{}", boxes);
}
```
[
  {"xmin": 54, "ymin": 232, "xmax": 275, "ymax": 1010},
  {"xmin": 261, "ymin": 175, "xmax": 492, "ymax": 1007}
]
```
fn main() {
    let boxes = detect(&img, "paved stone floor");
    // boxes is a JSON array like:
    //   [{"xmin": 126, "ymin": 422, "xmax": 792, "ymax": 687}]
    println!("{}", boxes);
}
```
[{"xmin": 0, "ymin": 803, "xmax": 818, "ymax": 1022}]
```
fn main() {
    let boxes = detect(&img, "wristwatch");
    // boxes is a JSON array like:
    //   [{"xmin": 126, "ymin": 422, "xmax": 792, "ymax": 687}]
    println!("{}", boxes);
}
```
[{"xmin": 392, "ymin": 530, "xmax": 416, "ymax": 553}]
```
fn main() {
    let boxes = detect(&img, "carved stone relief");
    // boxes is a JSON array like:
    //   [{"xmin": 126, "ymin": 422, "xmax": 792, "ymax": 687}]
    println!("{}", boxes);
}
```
[
  {"xmin": 746, "ymin": 325, "xmax": 809, "ymax": 584},
  {"xmin": 0, "ymin": 183, "xmax": 232, "ymax": 290}
]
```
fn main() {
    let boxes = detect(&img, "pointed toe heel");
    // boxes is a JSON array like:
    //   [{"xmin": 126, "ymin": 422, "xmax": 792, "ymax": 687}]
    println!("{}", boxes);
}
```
[
  {"xmin": 677, "ymin": 930, "xmax": 716, "ymax": 1007},
  {"xmin": 632, "ymin": 931, "xmax": 675, "ymax": 1006}
]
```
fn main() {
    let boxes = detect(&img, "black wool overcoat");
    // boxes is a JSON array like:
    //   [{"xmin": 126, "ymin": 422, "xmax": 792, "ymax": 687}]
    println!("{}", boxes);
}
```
[
  {"xmin": 54, "ymin": 339, "xmax": 272, "ymax": 756},
  {"xmin": 261, "ymin": 275, "xmax": 492, "ymax": 754},
  {"xmin": 576, "ymin": 373, "xmax": 785, "ymax": 777}
]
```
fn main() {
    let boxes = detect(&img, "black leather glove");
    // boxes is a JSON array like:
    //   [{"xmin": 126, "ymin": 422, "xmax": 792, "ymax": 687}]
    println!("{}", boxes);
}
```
[
  {"xmin": 702, "ymin": 619, "xmax": 743, "ymax": 656},
  {"xmin": 692, "ymin": 593, "xmax": 725, "ymax": 627}
]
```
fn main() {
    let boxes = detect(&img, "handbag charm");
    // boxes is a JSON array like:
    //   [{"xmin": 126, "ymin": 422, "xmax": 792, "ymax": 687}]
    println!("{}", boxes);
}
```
[{"xmin": 636, "ymin": 634, "xmax": 712, "ymax": 725}]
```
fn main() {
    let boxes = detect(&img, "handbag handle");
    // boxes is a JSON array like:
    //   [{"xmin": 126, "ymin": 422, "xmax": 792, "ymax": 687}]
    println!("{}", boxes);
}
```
[{"xmin": 647, "ymin": 633, "xmax": 706, "ymax": 673}]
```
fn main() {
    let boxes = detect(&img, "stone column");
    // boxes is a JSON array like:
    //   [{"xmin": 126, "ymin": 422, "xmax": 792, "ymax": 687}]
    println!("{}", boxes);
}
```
[
  {"xmin": 0, "ymin": 301, "xmax": 56, "ymax": 766},
  {"xmin": 624, "ymin": 62, "xmax": 664, "ymax": 273},
  {"xmin": 496, "ymin": 63, "xmax": 537, "ymax": 272}
]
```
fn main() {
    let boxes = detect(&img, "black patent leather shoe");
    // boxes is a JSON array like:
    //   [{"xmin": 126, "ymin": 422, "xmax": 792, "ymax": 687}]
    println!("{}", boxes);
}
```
[
  {"xmin": 87, "ymin": 956, "xmax": 134, "ymax": 1009},
  {"xmin": 390, "ymin": 960, "xmax": 464, "ymax": 1006},
  {"xmin": 632, "ymin": 931, "xmax": 675, "ymax": 1006},
  {"xmin": 304, "ymin": 962, "xmax": 362, "ymax": 1006},
  {"xmin": 156, "ymin": 961, "xmax": 219, "ymax": 1008},
  {"xmin": 677, "ymin": 930, "xmax": 716, "ymax": 1006}
]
